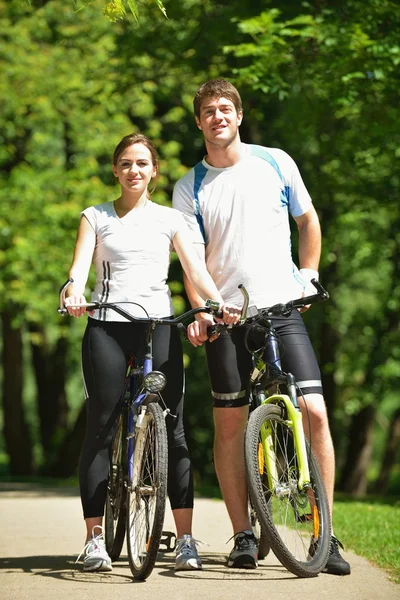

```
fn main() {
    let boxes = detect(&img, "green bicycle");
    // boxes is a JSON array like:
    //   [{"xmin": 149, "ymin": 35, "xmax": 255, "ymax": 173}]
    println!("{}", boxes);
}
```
[{"xmin": 208, "ymin": 281, "xmax": 332, "ymax": 577}]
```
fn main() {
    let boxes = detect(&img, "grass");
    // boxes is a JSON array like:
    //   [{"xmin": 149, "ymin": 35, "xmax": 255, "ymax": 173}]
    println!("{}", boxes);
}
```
[{"xmin": 333, "ymin": 494, "xmax": 400, "ymax": 583}]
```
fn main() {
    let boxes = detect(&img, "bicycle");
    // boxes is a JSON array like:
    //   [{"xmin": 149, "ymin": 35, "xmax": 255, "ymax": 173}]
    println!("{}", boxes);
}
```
[
  {"xmin": 206, "ymin": 280, "xmax": 332, "ymax": 577},
  {"xmin": 58, "ymin": 278, "xmax": 220, "ymax": 580}
]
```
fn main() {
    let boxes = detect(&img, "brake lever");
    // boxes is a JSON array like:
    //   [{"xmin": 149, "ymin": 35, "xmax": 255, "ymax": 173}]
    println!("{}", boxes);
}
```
[
  {"xmin": 58, "ymin": 278, "xmax": 74, "ymax": 315},
  {"xmin": 177, "ymin": 322, "xmax": 188, "ymax": 341}
]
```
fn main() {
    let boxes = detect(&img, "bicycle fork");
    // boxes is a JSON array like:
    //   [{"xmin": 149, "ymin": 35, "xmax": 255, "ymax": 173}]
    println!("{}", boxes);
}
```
[{"xmin": 259, "ymin": 394, "xmax": 311, "ymax": 493}]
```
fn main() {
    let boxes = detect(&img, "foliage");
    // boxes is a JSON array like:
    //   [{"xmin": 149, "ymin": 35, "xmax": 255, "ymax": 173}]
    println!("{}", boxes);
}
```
[
  {"xmin": 26, "ymin": 0, "xmax": 168, "ymax": 22},
  {"xmin": 226, "ymin": 1, "xmax": 400, "ymax": 477},
  {"xmin": 101, "ymin": 0, "xmax": 167, "ymax": 22},
  {"xmin": 1, "ymin": 0, "xmax": 399, "ymax": 492}
]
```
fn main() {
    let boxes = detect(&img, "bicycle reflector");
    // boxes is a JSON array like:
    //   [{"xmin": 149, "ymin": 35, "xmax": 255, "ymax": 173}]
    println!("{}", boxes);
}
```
[{"xmin": 143, "ymin": 371, "xmax": 167, "ymax": 393}]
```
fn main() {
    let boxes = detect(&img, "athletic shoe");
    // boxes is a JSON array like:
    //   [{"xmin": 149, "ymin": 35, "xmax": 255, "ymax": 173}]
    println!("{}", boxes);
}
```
[
  {"xmin": 175, "ymin": 534, "xmax": 203, "ymax": 571},
  {"xmin": 227, "ymin": 530, "xmax": 258, "ymax": 569},
  {"xmin": 76, "ymin": 525, "xmax": 113, "ymax": 572},
  {"xmin": 323, "ymin": 536, "xmax": 351, "ymax": 575}
]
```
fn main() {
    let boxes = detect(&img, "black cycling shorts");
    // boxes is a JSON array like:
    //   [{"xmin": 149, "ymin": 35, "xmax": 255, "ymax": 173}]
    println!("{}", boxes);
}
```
[{"xmin": 205, "ymin": 310, "xmax": 322, "ymax": 408}]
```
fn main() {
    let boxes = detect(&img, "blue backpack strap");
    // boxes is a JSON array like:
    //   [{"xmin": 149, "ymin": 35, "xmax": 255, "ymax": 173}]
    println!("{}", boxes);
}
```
[
  {"xmin": 193, "ymin": 161, "xmax": 208, "ymax": 241},
  {"xmin": 250, "ymin": 145, "xmax": 290, "ymax": 207}
]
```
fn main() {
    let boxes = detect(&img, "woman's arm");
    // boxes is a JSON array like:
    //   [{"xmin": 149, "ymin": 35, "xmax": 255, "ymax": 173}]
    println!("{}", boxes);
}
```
[
  {"xmin": 65, "ymin": 215, "xmax": 96, "ymax": 317},
  {"xmin": 173, "ymin": 226, "xmax": 241, "ymax": 330}
]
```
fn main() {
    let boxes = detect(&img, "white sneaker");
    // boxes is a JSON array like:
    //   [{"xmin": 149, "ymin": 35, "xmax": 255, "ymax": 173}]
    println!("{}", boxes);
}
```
[
  {"xmin": 175, "ymin": 534, "xmax": 202, "ymax": 571},
  {"xmin": 76, "ymin": 525, "xmax": 113, "ymax": 572}
]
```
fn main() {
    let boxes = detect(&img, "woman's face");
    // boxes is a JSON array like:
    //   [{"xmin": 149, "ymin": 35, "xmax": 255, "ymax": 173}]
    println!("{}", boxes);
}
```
[{"xmin": 112, "ymin": 143, "xmax": 157, "ymax": 195}]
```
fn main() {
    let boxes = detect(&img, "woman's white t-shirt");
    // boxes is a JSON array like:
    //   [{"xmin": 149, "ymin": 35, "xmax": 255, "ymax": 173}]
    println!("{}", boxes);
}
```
[{"xmin": 82, "ymin": 200, "xmax": 185, "ymax": 321}]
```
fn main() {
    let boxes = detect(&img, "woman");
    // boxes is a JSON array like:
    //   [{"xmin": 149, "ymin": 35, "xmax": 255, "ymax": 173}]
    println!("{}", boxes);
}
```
[{"xmin": 66, "ymin": 133, "xmax": 239, "ymax": 573}]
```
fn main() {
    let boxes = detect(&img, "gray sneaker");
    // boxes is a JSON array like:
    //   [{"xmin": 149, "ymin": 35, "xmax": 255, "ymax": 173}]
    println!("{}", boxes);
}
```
[
  {"xmin": 228, "ymin": 530, "xmax": 258, "ymax": 569},
  {"xmin": 175, "ymin": 534, "xmax": 202, "ymax": 571},
  {"xmin": 76, "ymin": 525, "xmax": 113, "ymax": 572}
]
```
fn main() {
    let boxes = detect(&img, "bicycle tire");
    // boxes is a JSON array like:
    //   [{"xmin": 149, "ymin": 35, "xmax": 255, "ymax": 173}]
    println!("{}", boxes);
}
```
[
  {"xmin": 126, "ymin": 401, "xmax": 168, "ymax": 580},
  {"xmin": 245, "ymin": 403, "xmax": 331, "ymax": 577},
  {"xmin": 249, "ymin": 499, "xmax": 270, "ymax": 560},
  {"xmin": 105, "ymin": 413, "xmax": 127, "ymax": 561}
]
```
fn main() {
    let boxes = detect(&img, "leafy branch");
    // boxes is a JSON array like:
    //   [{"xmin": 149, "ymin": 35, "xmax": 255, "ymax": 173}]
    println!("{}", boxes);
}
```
[{"xmin": 25, "ymin": 0, "xmax": 167, "ymax": 21}]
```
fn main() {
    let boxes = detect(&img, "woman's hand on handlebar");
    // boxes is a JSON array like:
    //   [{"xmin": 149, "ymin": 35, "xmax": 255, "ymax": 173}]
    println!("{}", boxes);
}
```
[{"xmin": 65, "ymin": 294, "xmax": 88, "ymax": 318}]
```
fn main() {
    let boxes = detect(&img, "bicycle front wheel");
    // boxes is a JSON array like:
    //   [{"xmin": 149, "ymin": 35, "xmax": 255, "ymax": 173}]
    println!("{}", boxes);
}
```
[
  {"xmin": 249, "ymin": 499, "xmax": 270, "ymax": 560},
  {"xmin": 105, "ymin": 413, "xmax": 127, "ymax": 561},
  {"xmin": 126, "ymin": 402, "xmax": 168, "ymax": 580},
  {"xmin": 246, "ymin": 403, "xmax": 331, "ymax": 577}
]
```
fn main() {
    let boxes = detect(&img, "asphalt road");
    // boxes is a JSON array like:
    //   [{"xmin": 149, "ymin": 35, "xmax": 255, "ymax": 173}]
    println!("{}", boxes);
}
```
[{"xmin": 0, "ymin": 483, "xmax": 398, "ymax": 600}]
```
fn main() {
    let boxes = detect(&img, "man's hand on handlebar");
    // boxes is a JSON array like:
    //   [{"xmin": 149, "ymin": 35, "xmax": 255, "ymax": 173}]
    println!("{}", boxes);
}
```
[
  {"xmin": 187, "ymin": 314, "xmax": 214, "ymax": 347},
  {"xmin": 187, "ymin": 303, "xmax": 241, "ymax": 347}
]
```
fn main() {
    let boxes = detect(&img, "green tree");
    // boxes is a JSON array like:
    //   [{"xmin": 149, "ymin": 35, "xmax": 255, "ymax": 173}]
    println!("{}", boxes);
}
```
[
  {"xmin": 226, "ymin": 0, "xmax": 400, "ymax": 494},
  {"xmin": 1, "ymin": 0, "xmax": 398, "ymax": 494}
]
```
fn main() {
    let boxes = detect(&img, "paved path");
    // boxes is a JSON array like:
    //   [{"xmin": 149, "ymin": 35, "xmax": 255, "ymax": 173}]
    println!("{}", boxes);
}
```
[{"xmin": 0, "ymin": 484, "xmax": 398, "ymax": 600}]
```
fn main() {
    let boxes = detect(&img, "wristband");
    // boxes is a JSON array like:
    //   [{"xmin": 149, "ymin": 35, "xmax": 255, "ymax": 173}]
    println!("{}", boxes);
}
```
[
  {"xmin": 299, "ymin": 269, "xmax": 319, "ymax": 296},
  {"xmin": 299, "ymin": 268, "xmax": 319, "ymax": 282}
]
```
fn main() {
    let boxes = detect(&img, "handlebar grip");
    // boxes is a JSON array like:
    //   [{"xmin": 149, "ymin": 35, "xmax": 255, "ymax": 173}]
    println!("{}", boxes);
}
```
[{"xmin": 310, "ymin": 278, "xmax": 329, "ymax": 300}]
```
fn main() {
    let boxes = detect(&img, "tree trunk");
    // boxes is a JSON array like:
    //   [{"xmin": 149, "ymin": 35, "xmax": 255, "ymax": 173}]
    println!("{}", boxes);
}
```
[
  {"xmin": 339, "ymin": 404, "xmax": 376, "ymax": 496},
  {"xmin": 319, "ymin": 319, "xmax": 339, "ymax": 424},
  {"xmin": 49, "ymin": 403, "xmax": 87, "ymax": 477},
  {"xmin": 374, "ymin": 408, "xmax": 400, "ymax": 494},
  {"xmin": 29, "ymin": 324, "xmax": 69, "ymax": 467},
  {"xmin": 1, "ymin": 312, "xmax": 34, "ymax": 475},
  {"xmin": 339, "ymin": 226, "xmax": 399, "ymax": 495}
]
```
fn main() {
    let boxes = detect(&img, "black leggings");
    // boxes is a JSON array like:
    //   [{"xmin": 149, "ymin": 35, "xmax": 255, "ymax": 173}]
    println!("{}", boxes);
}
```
[{"xmin": 79, "ymin": 317, "xmax": 193, "ymax": 518}]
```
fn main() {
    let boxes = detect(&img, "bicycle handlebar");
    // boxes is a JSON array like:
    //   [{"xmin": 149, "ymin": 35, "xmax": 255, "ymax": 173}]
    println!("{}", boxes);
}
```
[
  {"xmin": 58, "ymin": 278, "xmax": 221, "ymax": 325},
  {"xmin": 206, "ymin": 279, "xmax": 329, "ymax": 337}
]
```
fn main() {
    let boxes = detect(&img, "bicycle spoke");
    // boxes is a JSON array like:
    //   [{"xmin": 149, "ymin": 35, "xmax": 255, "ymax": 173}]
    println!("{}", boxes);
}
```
[{"xmin": 126, "ymin": 402, "xmax": 168, "ymax": 580}]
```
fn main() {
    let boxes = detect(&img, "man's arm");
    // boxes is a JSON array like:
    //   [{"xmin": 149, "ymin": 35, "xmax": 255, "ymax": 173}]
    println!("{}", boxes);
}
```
[
  {"xmin": 294, "ymin": 206, "xmax": 322, "ymax": 307},
  {"xmin": 294, "ymin": 205, "xmax": 321, "ymax": 271},
  {"xmin": 182, "ymin": 244, "xmax": 217, "ymax": 346}
]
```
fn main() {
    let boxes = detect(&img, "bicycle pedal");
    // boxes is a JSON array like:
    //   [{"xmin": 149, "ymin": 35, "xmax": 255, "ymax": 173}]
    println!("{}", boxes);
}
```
[{"xmin": 159, "ymin": 530, "xmax": 177, "ymax": 553}]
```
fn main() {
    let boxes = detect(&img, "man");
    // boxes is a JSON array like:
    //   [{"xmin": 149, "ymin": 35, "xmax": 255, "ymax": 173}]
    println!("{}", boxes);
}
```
[{"xmin": 172, "ymin": 78, "xmax": 350, "ymax": 575}]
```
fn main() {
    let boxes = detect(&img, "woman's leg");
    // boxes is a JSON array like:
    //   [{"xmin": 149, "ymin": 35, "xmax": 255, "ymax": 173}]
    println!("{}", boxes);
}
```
[
  {"xmin": 152, "ymin": 324, "xmax": 194, "ymax": 535},
  {"xmin": 80, "ymin": 320, "xmax": 129, "ymax": 542}
]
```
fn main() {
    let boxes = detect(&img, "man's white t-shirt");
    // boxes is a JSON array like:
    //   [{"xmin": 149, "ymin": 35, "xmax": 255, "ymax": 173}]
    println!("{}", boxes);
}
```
[
  {"xmin": 172, "ymin": 143, "xmax": 313, "ymax": 308},
  {"xmin": 82, "ymin": 200, "xmax": 185, "ymax": 321}
]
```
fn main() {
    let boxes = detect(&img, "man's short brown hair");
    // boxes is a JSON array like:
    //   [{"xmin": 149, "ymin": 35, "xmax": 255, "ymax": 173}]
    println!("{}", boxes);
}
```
[{"xmin": 193, "ymin": 79, "xmax": 243, "ymax": 119}]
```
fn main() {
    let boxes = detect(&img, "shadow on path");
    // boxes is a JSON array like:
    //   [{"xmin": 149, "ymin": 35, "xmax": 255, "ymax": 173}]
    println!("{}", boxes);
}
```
[
  {"xmin": 156, "ymin": 552, "xmax": 296, "ymax": 581},
  {"xmin": 1, "ymin": 553, "xmax": 296, "ymax": 583},
  {"xmin": 0, "ymin": 556, "xmax": 135, "ymax": 584}
]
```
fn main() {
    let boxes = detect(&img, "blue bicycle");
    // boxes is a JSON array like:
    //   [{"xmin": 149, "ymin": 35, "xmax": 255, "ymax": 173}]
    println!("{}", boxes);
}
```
[{"xmin": 59, "ymin": 278, "xmax": 220, "ymax": 580}]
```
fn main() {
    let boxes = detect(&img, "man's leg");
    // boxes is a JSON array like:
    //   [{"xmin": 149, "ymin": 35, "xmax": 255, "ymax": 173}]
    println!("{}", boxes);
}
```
[
  {"xmin": 206, "ymin": 330, "xmax": 258, "ymax": 568},
  {"xmin": 213, "ymin": 405, "xmax": 251, "ymax": 534},
  {"xmin": 275, "ymin": 312, "xmax": 350, "ymax": 575},
  {"xmin": 213, "ymin": 404, "xmax": 258, "ymax": 568},
  {"xmin": 298, "ymin": 393, "xmax": 335, "ymax": 512},
  {"xmin": 299, "ymin": 392, "xmax": 351, "ymax": 575}
]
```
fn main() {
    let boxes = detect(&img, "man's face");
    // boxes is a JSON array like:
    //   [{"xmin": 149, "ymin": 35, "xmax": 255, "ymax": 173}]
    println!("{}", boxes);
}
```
[{"xmin": 196, "ymin": 96, "xmax": 243, "ymax": 148}]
